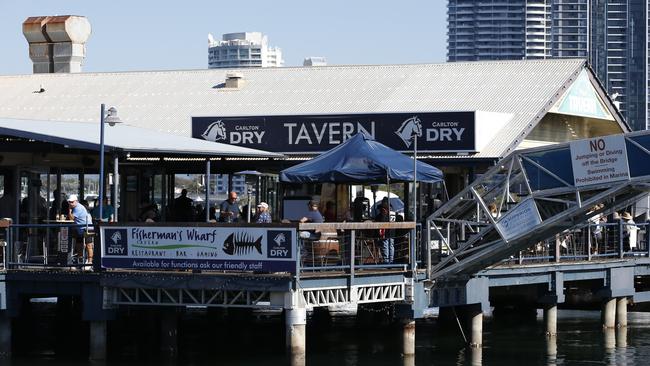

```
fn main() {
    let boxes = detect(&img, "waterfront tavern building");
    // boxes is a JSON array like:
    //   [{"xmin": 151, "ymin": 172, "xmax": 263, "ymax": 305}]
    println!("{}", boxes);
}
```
[
  {"xmin": 447, "ymin": 0, "xmax": 648, "ymax": 132},
  {"xmin": 0, "ymin": 58, "xmax": 629, "ymax": 215}
]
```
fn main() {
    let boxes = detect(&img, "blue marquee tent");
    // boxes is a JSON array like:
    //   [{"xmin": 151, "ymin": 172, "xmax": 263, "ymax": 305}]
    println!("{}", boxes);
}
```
[{"xmin": 279, "ymin": 133, "xmax": 443, "ymax": 184}]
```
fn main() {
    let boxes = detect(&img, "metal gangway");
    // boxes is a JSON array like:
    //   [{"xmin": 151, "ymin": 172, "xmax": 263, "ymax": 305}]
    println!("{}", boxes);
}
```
[{"xmin": 425, "ymin": 130, "xmax": 650, "ymax": 281}]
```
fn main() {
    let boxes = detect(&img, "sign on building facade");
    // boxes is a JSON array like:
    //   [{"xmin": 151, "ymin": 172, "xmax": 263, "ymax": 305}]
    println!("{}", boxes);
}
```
[
  {"xmin": 101, "ymin": 225, "xmax": 297, "ymax": 273},
  {"xmin": 192, "ymin": 112, "xmax": 476, "ymax": 153}
]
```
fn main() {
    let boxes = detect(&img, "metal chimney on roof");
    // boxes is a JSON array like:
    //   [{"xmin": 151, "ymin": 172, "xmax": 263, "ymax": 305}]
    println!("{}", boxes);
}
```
[{"xmin": 22, "ymin": 15, "xmax": 91, "ymax": 73}]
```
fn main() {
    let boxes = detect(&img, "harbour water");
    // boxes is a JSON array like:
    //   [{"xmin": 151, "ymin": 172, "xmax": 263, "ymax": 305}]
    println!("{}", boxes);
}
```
[{"xmin": 6, "ymin": 308, "xmax": 650, "ymax": 365}]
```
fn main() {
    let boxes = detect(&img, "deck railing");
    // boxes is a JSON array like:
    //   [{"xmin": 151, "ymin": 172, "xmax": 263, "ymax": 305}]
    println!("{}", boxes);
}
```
[
  {"xmin": 2, "ymin": 222, "xmax": 95, "ymax": 270},
  {"xmin": 1, "ymin": 221, "xmax": 419, "ymax": 276},
  {"xmin": 497, "ymin": 221, "xmax": 650, "ymax": 266},
  {"xmin": 425, "ymin": 220, "xmax": 650, "ymax": 271},
  {"xmin": 297, "ymin": 222, "xmax": 417, "ymax": 274}
]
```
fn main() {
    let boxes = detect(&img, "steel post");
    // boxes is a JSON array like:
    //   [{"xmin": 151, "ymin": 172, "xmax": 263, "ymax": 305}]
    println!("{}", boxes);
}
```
[
  {"xmin": 98, "ymin": 104, "xmax": 105, "ymax": 221},
  {"xmin": 113, "ymin": 156, "xmax": 119, "ymax": 222}
]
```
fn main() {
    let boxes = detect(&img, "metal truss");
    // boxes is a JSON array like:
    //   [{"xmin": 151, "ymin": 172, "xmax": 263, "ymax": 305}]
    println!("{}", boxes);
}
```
[
  {"xmin": 426, "ymin": 131, "xmax": 650, "ymax": 281},
  {"xmin": 106, "ymin": 287, "xmax": 273, "ymax": 308},
  {"xmin": 301, "ymin": 283, "xmax": 404, "ymax": 307}
]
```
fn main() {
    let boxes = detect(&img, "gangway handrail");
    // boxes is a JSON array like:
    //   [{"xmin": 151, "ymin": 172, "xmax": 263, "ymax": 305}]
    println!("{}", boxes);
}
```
[{"xmin": 424, "ymin": 130, "xmax": 650, "ymax": 282}]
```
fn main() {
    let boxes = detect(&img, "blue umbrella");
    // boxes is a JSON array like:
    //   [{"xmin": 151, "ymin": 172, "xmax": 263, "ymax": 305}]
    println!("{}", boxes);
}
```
[{"xmin": 280, "ymin": 132, "xmax": 443, "ymax": 184}]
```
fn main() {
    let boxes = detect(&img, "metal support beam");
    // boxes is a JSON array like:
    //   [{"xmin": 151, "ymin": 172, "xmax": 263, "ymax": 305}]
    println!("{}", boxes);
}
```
[
  {"xmin": 113, "ymin": 155, "xmax": 119, "ymax": 222},
  {"xmin": 205, "ymin": 159, "xmax": 211, "ymax": 222}
]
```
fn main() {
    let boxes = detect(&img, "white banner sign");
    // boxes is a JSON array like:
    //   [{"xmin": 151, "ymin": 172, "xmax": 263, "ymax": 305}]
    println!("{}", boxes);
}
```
[
  {"xmin": 101, "ymin": 225, "xmax": 297, "ymax": 273},
  {"xmin": 570, "ymin": 134, "xmax": 629, "ymax": 187},
  {"xmin": 496, "ymin": 198, "xmax": 542, "ymax": 241}
]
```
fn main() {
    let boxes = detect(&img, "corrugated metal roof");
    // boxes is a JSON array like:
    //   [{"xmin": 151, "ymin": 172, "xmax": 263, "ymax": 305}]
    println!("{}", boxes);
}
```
[
  {"xmin": 0, "ymin": 59, "xmax": 609, "ymax": 158},
  {"xmin": 0, "ymin": 118, "xmax": 283, "ymax": 158}
]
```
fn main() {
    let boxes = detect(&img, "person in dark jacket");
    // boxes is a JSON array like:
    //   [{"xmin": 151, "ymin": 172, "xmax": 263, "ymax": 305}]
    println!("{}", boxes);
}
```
[{"xmin": 375, "ymin": 197, "xmax": 394, "ymax": 264}]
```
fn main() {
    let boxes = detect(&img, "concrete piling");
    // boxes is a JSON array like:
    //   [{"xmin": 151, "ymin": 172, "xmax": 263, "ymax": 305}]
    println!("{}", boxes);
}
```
[
  {"xmin": 602, "ymin": 298, "xmax": 616, "ymax": 328},
  {"xmin": 401, "ymin": 319, "xmax": 416, "ymax": 356},
  {"xmin": 89, "ymin": 320, "xmax": 107, "ymax": 360},
  {"xmin": 0, "ymin": 312, "xmax": 10, "ymax": 358},
  {"xmin": 544, "ymin": 304, "xmax": 557, "ymax": 337},
  {"xmin": 285, "ymin": 308, "xmax": 306, "ymax": 355},
  {"xmin": 604, "ymin": 328, "xmax": 615, "ymax": 349},
  {"xmin": 469, "ymin": 346, "xmax": 482, "ymax": 366},
  {"xmin": 616, "ymin": 297, "xmax": 628, "ymax": 328},
  {"xmin": 159, "ymin": 310, "xmax": 178, "ymax": 359},
  {"xmin": 616, "ymin": 327, "xmax": 627, "ymax": 348},
  {"xmin": 469, "ymin": 306, "xmax": 483, "ymax": 348}
]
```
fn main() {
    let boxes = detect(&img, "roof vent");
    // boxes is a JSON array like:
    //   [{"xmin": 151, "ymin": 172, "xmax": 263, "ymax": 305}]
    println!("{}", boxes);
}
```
[{"xmin": 225, "ymin": 72, "xmax": 244, "ymax": 88}]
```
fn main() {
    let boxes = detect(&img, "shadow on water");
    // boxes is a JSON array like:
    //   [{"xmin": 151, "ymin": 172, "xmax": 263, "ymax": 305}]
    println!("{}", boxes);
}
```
[{"xmin": 8, "ymin": 306, "xmax": 650, "ymax": 365}]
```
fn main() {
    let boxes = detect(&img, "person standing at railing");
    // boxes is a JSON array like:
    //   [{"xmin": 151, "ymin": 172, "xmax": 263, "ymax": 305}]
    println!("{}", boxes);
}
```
[
  {"xmin": 622, "ymin": 212, "xmax": 639, "ymax": 252},
  {"xmin": 588, "ymin": 204, "xmax": 605, "ymax": 254},
  {"xmin": 219, "ymin": 191, "xmax": 241, "ymax": 223},
  {"xmin": 67, "ymin": 194, "xmax": 93, "ymax": 265},
  {"xmin": 376, "ymin": 198, "xmax": 394, "ymax": 264}
]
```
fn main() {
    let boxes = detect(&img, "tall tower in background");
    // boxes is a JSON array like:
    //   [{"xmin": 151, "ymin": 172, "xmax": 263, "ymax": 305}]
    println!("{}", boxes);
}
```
[
  {"xmin": 447, "ymin": 0, "xmax": 649, "ymax": 131},
  {"xmin": 208, "ymin": 32, "xmax": 284, "ymax": 69}
]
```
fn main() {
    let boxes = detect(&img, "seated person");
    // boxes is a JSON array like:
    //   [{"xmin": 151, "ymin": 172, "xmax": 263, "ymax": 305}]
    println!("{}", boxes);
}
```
[
  {"xmin": 300, "ymin": 200, "xmax": 324, "ymax": 223},
  {"xmin": 68, "ymin": 194, "xmax": 94, "ymax": 265},
  {"xmin": 254, "ymin": 202, "xmax": 272, "ymax": 223}
]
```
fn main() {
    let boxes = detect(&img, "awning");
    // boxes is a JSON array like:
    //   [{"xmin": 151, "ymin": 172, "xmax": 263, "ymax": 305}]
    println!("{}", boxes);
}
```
[
  {"xmin": 280, "ymin": 133, "xmax": 443, "ymax": 183},
  {"xmin": 0, "ymin": 118, "xmax": 283, "ymax": 158}
]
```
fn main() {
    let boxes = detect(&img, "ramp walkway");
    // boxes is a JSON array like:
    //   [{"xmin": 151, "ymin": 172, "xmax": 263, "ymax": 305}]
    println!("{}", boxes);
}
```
[{"xmin": 425, "ymin": 130, "xmax": 650, "ymax": 281}]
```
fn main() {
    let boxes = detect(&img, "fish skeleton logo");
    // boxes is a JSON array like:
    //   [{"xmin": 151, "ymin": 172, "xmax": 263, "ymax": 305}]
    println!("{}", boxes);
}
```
[
  {"xmin": 201, "ymin": 120, "xmax": 227, "ymax": 142},
  {"xmin": 395, "ymin": 116, "xmax": 423, "ymax": 148},
  {"xmin": 223, "ymin": 232, "xmax": 263, "ymax": 256},
  {"xmin": 267, "ymin": 230, "xmax": 292, "ymax": 258}
]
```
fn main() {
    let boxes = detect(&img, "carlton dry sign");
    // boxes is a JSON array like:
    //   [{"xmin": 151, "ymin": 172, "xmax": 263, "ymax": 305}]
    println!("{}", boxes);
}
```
[
  {"xmin": 101, "ymin": 225, "xmax": 297, "ymax": 273},
  {"xmin": 192, "ymin": 112, "xmax": 476, "ymax": 153},
  {"xmin": 570, "ymin": 134, "xmax": 630, "ymax": 187}
]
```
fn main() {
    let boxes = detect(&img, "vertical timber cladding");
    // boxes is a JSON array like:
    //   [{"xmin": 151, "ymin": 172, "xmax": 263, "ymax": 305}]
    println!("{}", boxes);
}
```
[
  {"xmin": 192, "ymin": 112, "xmax": 476, "ymax": 153},
  {"xmin": 101, "ymin": 225, "xmax": 297, "ymax": 273}
]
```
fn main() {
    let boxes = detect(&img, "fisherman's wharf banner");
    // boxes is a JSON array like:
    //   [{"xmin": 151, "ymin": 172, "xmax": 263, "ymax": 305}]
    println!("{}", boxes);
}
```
[
  {"xmin": 191, "ymin": 112, "xmax": 476, "ymax": 153},
  {"xmin": 101, "ymin": 225, "xmax": 297, "ymax": 273}
]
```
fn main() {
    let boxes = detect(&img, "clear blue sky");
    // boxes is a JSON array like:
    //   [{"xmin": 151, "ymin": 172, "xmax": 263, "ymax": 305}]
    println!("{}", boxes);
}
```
[{"xmin": 0, "ymin": 0, "xmax": 447, "ymax": 75}]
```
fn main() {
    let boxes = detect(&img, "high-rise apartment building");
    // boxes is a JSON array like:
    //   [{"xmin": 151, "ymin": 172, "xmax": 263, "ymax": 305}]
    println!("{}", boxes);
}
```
[
  {"xmin": 447, "ymin": 0, "xmax": 648, "ymax": 131},
  {"xmin": 208, "ymin": 32, "xmax": 284, "ymax": 69}
]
